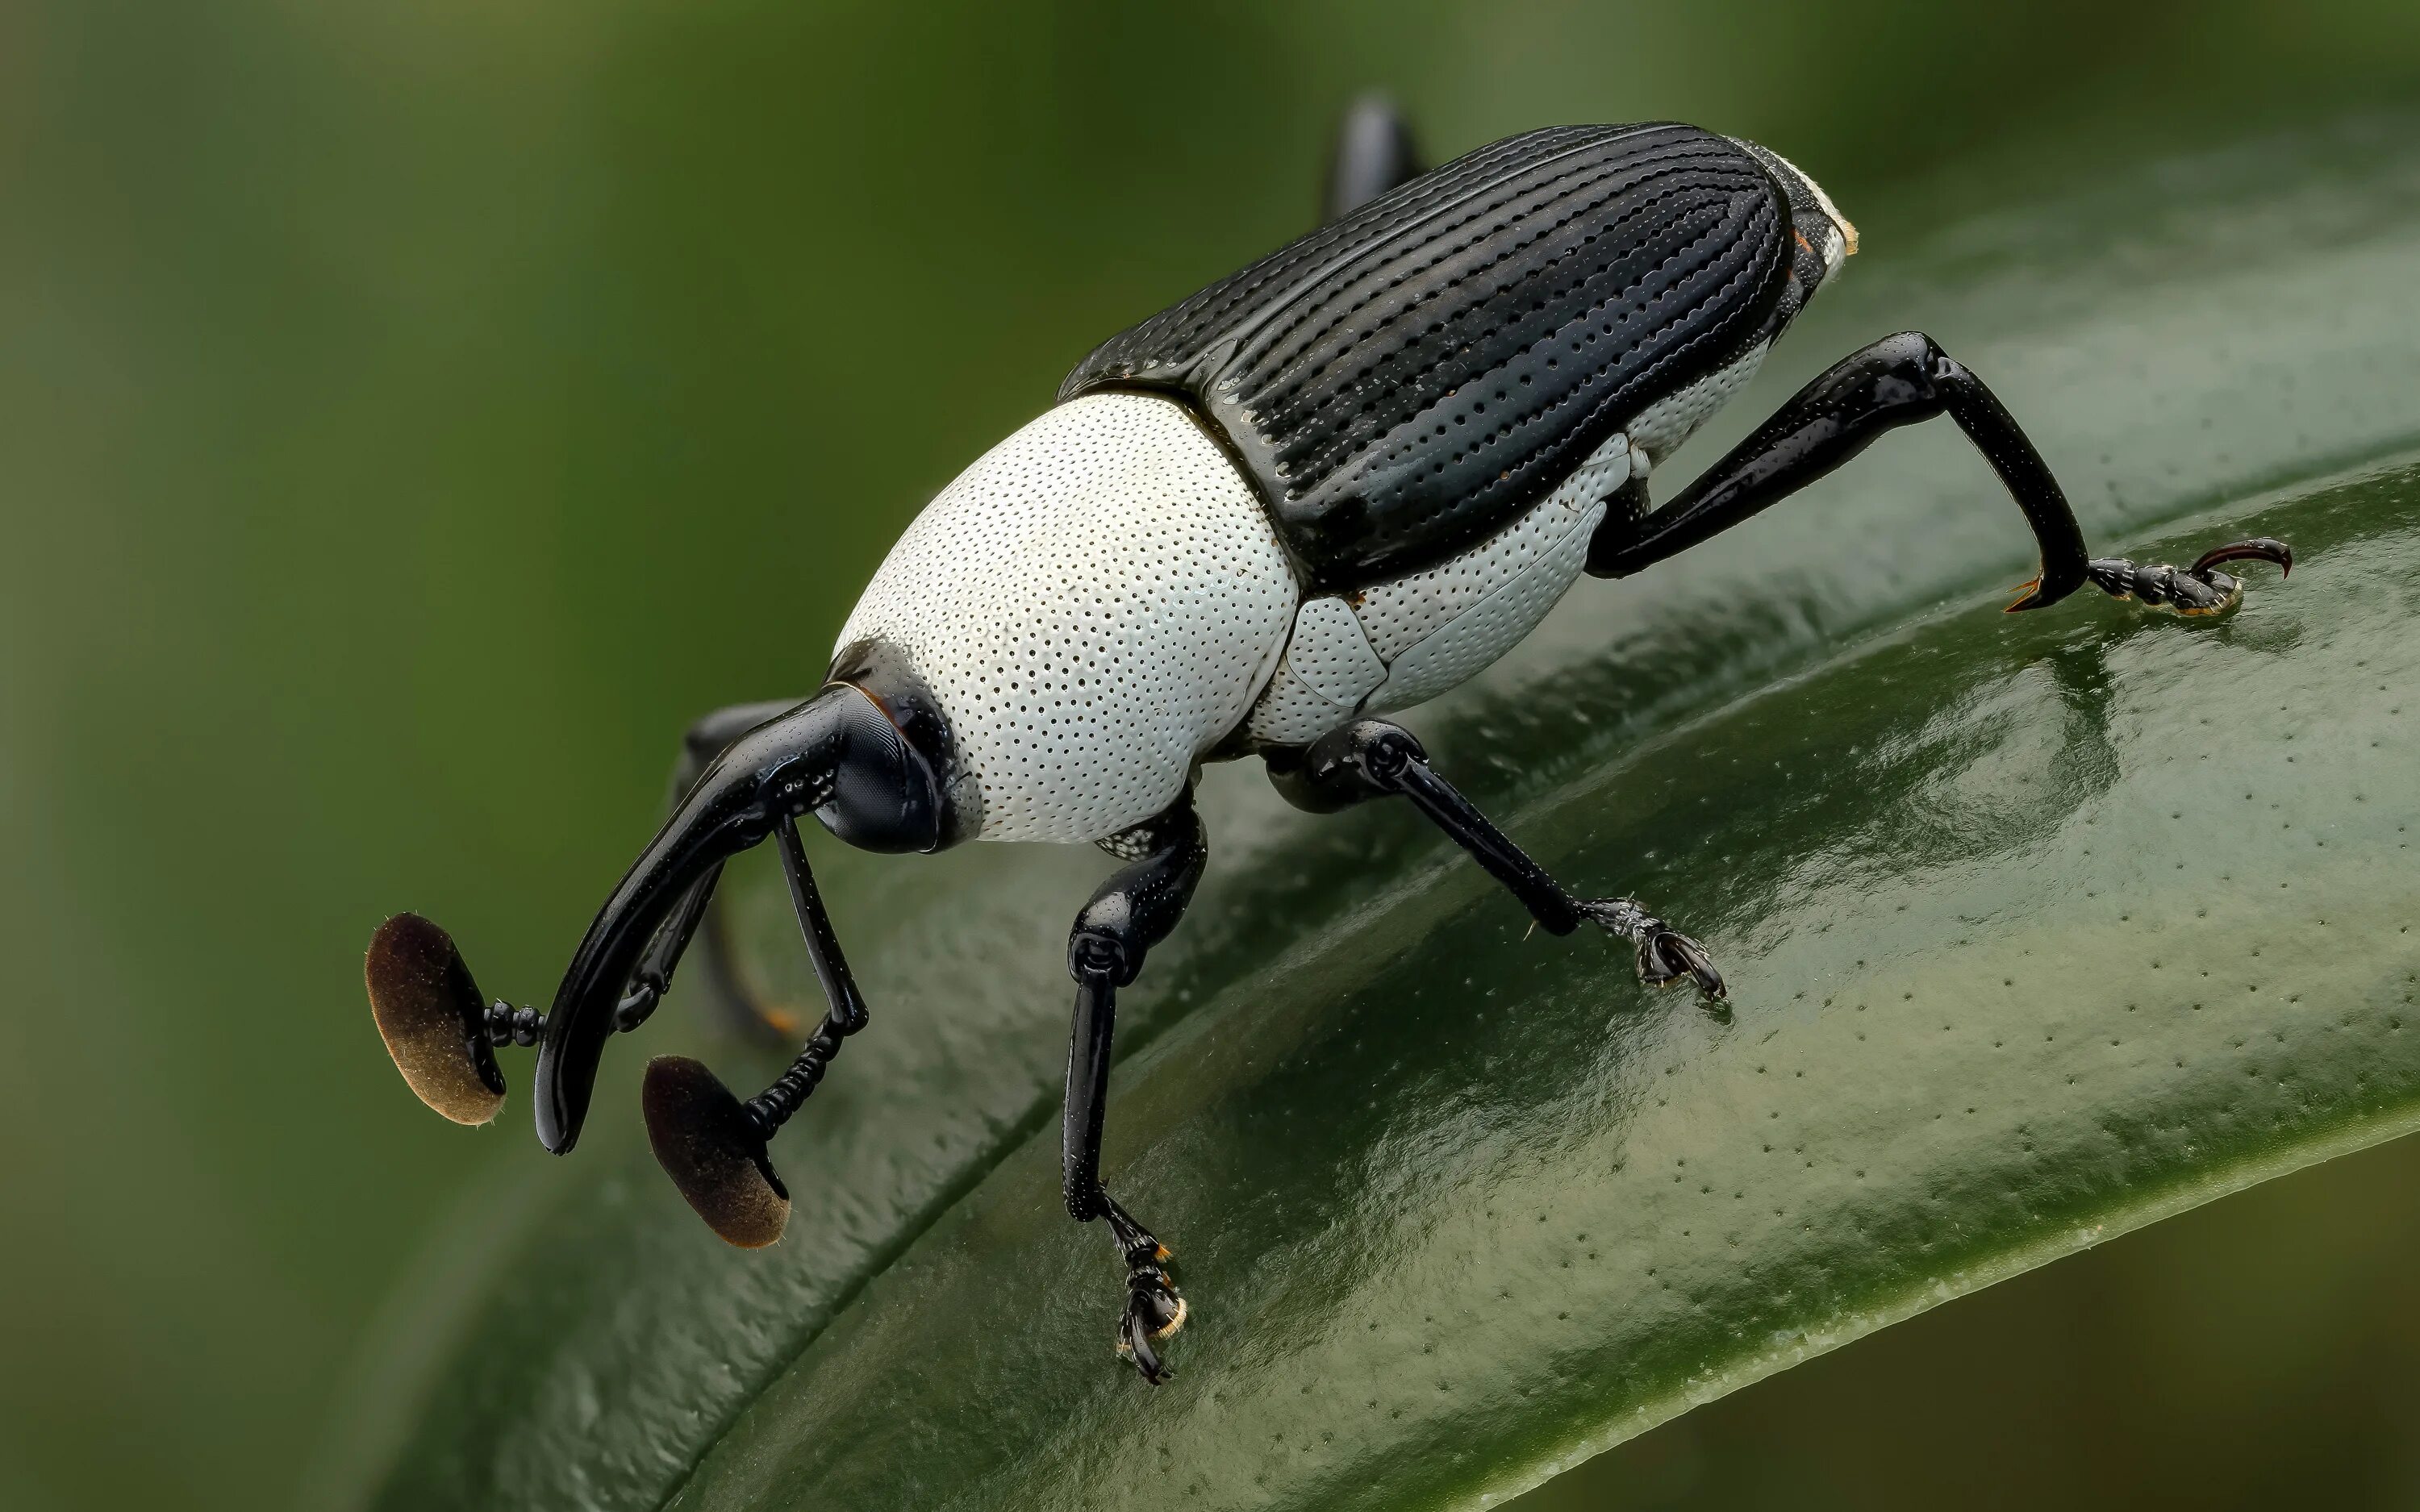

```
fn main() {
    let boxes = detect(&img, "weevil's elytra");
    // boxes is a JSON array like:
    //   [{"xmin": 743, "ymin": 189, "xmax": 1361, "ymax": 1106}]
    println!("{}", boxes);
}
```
[
  {"xmin": 1062, "ymin": 123, "xmax": 1797, "ymax": 588},
  {"xmin": 364, "ymin": 101, "xmax": 2294, "ymax": 1387}
]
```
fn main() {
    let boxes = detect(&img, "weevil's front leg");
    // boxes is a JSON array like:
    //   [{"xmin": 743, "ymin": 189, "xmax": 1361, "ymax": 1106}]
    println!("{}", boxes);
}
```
[
  {"xmin": 1064, "ymin": 793, "xmax": 1207, "ymax": 1385},
  {"xmin": 1275, "ymin": 721, "xmax": 1725, "ymax": 998},
  {"xmin": 1587, "ymin": 331, "xmax": 2293, "ymax": 614}
]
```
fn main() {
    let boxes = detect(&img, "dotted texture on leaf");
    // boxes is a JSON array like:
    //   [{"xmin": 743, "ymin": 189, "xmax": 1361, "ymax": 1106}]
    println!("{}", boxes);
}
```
[{"xmin": 672, "ymin": 465, "xmax": 2420, "ymax": 1512}]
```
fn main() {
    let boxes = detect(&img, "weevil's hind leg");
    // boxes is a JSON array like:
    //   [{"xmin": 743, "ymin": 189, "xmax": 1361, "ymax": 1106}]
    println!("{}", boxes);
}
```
[
  {"xmin": 1323, "ymin": 94, "xmax": 1423, "ymax": 221},
  {"xmin": 1277, "ymin": 720, "xmax": 1727, "ymax": 1000},
  {"xmin": 1586, "ymin": 331, "xmax": 2293, "ymax": 615},
  {"xmin": 620, "ymin": 699, "xmax": 813, "ymax": 1043},
  {"xmin": 1063, "ymin": 793, "xmax": 1207, "ymax": 1385}
]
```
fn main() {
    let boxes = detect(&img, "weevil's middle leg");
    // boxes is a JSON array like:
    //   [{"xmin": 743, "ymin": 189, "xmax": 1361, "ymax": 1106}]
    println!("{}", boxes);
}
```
[
  {"xmin": 1063, "ymin": 793, "xmax": 1206, "ymax": 1385},
  {"xmin": 1270, "ymin": 721, "xmax": 1726, "ymax": 998},
  {"xmin": 1586, "ymin": 331, "xmax": 2293, "ymax": 615}
]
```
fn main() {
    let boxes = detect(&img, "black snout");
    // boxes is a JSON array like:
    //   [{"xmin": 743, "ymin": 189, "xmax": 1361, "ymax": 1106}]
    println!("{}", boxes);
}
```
[{"xmin": 532, "ymin": 681, "xmax": 939, "ymax": 1152}]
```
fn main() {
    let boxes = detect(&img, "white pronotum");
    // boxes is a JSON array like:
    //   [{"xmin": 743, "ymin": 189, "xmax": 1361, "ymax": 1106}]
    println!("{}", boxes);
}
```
[
  {"xmin": 840, "ymin": 358, "xmax": 1768, "ymax": 844},
  {"xmin": 837, "ymin": 393, "xmax": 1296, "ymax": 843}
]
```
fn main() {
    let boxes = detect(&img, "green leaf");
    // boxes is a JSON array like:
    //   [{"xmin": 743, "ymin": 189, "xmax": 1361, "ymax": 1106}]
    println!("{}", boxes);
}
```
[{"xmin": 331, "ymin": 119, "xmax": 2420, "ymax": 1512}]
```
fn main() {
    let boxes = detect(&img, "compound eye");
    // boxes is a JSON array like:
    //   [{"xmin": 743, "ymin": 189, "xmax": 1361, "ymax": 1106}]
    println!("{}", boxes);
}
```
[
  {"xmin": 812, "ymin": 683, "xmax": 946, "ymax": 854},
  {"xmin": 816, "ymin": 738, "xmax": 923, "ymax": 852},
  {"xmin": 365, "ymin": 913, "xmax": 507, "ymax": 1126},
  {"xmin": 641, "ymin": 1056, "xmax": 791, "ymax": 1248}
]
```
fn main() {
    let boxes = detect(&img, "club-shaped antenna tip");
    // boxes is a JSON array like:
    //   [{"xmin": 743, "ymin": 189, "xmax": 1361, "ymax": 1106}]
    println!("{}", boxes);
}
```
[
  {"xmin": 642, "ymin": 1056, "xmax": 791, "ymax": 1249},
  {"xmin": 365, "ymin": 913, "xmax": 507, "ymax": 1126}
]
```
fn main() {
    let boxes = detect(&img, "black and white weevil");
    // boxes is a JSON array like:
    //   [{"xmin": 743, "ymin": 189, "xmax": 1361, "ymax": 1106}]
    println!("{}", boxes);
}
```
[{"xmin": 365, "ymin": 106, "xmax": 2291, "ymax": 1385}]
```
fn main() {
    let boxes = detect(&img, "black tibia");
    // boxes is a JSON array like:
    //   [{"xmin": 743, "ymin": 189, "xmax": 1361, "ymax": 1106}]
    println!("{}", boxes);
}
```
[
  {"xmin": 1586, "ymin": 331, "xmax": 2293, "ymax": 615},
  {"xmin": 1588, "ymin": 331, "xmax": 2088, "ymax": 607},
  {"xmin": 1064, "ymin": 794, "xmax": 1205, "ymax": 1385},
  {"xmin": 1324, "ymin": 94, "xmax": 1423, "ymax": 221},
  {"xmin": 1279, "ymin": 720, "xmax": 1726, "ymax": 998}
]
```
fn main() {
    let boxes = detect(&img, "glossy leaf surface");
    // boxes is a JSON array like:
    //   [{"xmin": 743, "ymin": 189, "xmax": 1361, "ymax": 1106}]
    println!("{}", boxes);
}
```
[{"xmin": 336, "ymin": 121, "xmax": 2420, "ymax": 1512}]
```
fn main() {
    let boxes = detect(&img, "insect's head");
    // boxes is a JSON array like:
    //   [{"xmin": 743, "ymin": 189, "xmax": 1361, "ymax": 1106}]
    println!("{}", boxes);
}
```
[
  {"xmin": 1733, "ymin": 138, "xmax": 1858, "ymax": 327},
  {"xmin": 368, "ymin": 652, "xmax": 966, "ymax": 1163},
  {"xmin": 524, "ymin": 657, "xmax": 964, "ymax": 1152}
]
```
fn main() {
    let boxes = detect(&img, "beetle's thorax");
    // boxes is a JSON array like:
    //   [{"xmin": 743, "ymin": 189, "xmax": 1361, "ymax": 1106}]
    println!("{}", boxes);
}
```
[{"xmin": 835, "ymin": 393, "xmax": 1297, "ymax": 844}]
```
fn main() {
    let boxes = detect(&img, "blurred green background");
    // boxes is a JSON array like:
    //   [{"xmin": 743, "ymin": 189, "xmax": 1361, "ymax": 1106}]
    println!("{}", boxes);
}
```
[{"xmin": 5, "ymin": 2, "xmax": 2420, "ymax": 1509}]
